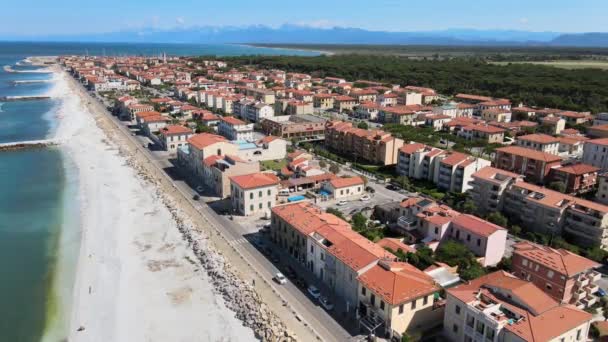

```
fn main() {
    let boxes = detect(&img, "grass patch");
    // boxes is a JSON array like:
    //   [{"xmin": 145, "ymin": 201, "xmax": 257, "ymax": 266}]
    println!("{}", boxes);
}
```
[{"xmin": 260, "ymin": 159, "xmax": 287, "ymax": 171}]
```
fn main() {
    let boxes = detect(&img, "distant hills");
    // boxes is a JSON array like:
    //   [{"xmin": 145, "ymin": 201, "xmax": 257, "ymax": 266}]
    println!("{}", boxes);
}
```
[{"xmin": 4, "ymin": 25, "xmax": 608, "ymax": 47}]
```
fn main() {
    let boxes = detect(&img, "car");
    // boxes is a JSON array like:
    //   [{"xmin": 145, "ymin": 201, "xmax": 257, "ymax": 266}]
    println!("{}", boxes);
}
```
[
  {"xmin": 365, "ymin": 186, "xmax": 375, "ymax": 193},
  {"xmin": 337, "ymin": 200, "xmax": 348, "ymax": 206},
  {"xmin": 360, "ymin": 194, "xmax": 371, "ymax": 201},
  {"xmin": 195, "ymin": 186, "xmax": 204, "ymax": 193},
  {"xmin": 263, "ymin": 222, "xmax": 272, "ymax": 229},
  {"xmin": 385, "ymin": 184, "xmax": 398, "ymax": 191},
  {"xmin": 307, "ymin": 285, "xmax": 321, "ymax": 299},
  {"xmin": 597, "ymin": 288, "xmax": 607, "ymax": 297},
  {"xmin": 319, "ymin": 296, "xmax": 334, "ymax": 311},
  {"xmin": 274, "ymin": 273, "xmax": 287, "ymax": 285}
]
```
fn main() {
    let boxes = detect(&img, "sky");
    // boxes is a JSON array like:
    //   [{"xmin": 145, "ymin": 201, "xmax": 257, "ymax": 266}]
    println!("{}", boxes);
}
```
[{"xmin": 1, "ymin": 0, "xmax": 606, "ymax": 36}]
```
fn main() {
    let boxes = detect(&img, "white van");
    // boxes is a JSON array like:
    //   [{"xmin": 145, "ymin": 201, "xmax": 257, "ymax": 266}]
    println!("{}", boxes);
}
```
[{"xmin": 279, "ymin": 189, "xmax": 290, "ymax": 196}]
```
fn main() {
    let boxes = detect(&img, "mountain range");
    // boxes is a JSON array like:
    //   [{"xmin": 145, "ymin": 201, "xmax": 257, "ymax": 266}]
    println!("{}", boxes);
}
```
[{"xmin": 4, "ymin": 25, "xmax": 608, "ymax": 47}]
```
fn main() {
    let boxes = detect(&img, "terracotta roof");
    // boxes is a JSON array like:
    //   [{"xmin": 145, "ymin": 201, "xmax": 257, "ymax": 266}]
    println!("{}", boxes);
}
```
[
  {"xmin": 472, "ymin": 166, "xmax": 522, "ymax": 183},
  {"xmin": 187, "ymin": 133, "xmax": 227, "ymax": 150},
  {"xmin": 518, "ymin": 133, "xmax": 559, "ymax": 144},
  {"xmin": 271, "ymin": 202, "xmax": 351, "ymax": 236},
  {"xmin": 399, "ymin": 143, "xmax": 431, "ymax": 154},
  {"xmin": 463, "ymin": 124, "xmax": 505, "ymax": 134},
  {"xmin": 496, "ymin": 146, "xmax": 562, "ymax": 163},
  {"xmin": 376, "ymin": 238, "xmax": 416, "ymax": 254},
  {"xmin": 452, "ymin": 214, "xmax": 505, "ymax": 237},
  {"xmin": 230, "ymin": 172, "xmax": 279, "ymax": 190},
  {"xmin": 587, "ymin": 138, "xmax": 608, "ymax": 146},
  {"xmin": 513, "ymin": 241, "xmax": 600, "ymax": 276},
  {"xmin": 440, "ymin": 152, "xmax": 471, "ymax": 167},
  {"xmin": 329, "ymin": 176, "xmax": 364, "ymax": 189},
  {"xmin": 554, "ymin": 163, "xmax": 599, "ymax": 175},
  {"xmin": 221, "ymin": 116, "xmax": 247, "ymax": 125},
  {"xmin": 160, "ymin": 125, "xmax": 192, "ymax": 136},
  {"xmin": 141, "ymin": 115, "xmax": 168, "ymax": 123},
  {"xmin": 358, "ymin": 261, "xmax": 438, "ymax": 305}
]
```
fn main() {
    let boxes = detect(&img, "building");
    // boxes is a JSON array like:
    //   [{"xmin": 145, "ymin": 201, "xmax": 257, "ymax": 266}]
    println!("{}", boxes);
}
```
[
  {"xmin": 597, "ymin": 173, "xmax": 608, "ymax": 205},
  {"xmin": 140, "ymin": 114, "xmax": 168, "ymax": 136},
  {"xmin": 582, "ymin": 138, "xmax": 608, "ymax": 171},
  {"xmin": 458, "ymin": 125, "xmax": 505, "ymax": 144},
  {"xmin": 502, "ymin": 181, "xmax": 608, "ymax": 249},
  {"xmin": 230, "ymin": 172, "xmax": 280, "ymax": 216},
  {"xmin": 325, "ymin": 121, "xmax": 404, "ymax": 166},
  {"xmin": 511, "ymin": 242, "xmax": 601, "ymax": 308},
  {"xmin": 469, "ymin": 166, "xmax": 524, "ymax": 214},
  {"xmin": 179, "ymin": 133, "xmax": 238, "ymax": 179},
  {"xmin": 357, "ymin": 261, "xmax": 441, "ymax": 338},
  {"xmin": 322, "ymin": 176, "xmax": 365, "ymax": 199},
  {"xmin": 481, "ymin": 108, "xmax": 511, "ymax": 123},
  {"xmin": 396, "ymin": 143, "xmax": 444, "ymax": 181},
  {"xmin": 540, "ymin": 116, "xmax": 566, "ymax": 135},
  {"xmin": 203, "ymin": 155, "xmax": 260, "ymax": 198},
  {"xmin": 516, "ymin": 134, "xmax": 560, "ymax": 156},
  {"xmin": 313, "ymin": 93, "xmax": 335, "ymax": 109},
  {"xmin": 444, "ymin": 271, "xmax": 592, "ymax": 342},
  {"xmin": 236, "ymin": 136, "xmax": 287, "ymax": 162},
  {"xmin": 494, "ymin": 146, "xmax": 562, "ymax": 184},
  {"xmin": 334, "ymin": 96, "xmax": 358, "ymax": 112},
  {"xmin": 435, "ymin": 152, "xmax": 491, "ymax": 193},
  {"xmin": 261, "ymin": 114, "xmax": 326, "ymax": 140},
  {"xmin": 218, "ymin": 116, "xmax": 254, "ymax": 141},
  {"xmin": 158, "ymin": 125, "xmax": 194, "ymax": 153},
  {"xmin": 446, "ymin": 214, "xmax": 508, "ymax": 267},
  {"xmin": 548, "ymin": 164, "xmax": 599, "ymax": 195},
  {"xmin": 245, "ymin": 103, "xmax": 274, "ymax": 123}
]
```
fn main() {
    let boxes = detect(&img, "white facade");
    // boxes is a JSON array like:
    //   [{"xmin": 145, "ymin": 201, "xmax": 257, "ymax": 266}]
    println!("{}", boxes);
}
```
[
  {"xmin": 583, "ymin": 139, "xmax": 608, "ymax": 171},
  {"xmin": 218, "ymin": 119, "xmax": 254, "ymax": 141},
  {"xmin": 231, "ymin": 183, "xmax": 278, "ymax": 216}
]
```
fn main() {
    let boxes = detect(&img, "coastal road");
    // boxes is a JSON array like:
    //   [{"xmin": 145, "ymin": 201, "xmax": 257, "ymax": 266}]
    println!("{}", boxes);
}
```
[{"xmin": 76, "ymin": 77, "xmax": 354, "ymax": 341}]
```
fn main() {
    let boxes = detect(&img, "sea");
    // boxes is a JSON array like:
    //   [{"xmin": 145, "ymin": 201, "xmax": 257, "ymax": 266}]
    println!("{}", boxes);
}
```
[{"xmin": 0, "ymin": 41, "xmax": 319, "ymax": 342}]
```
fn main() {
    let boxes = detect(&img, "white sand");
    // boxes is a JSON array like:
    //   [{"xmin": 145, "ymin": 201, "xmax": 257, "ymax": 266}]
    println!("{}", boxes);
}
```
[{"xmin": 49, "ymin": 71, "xmax": 255, "ymax": 341}]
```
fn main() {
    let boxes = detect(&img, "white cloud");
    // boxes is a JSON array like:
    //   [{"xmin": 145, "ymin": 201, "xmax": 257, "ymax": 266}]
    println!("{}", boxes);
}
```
[
  {"xmin": 295, "ymin": 19, "xmax": 335, "ymax": 29},
  {"xmin": 519, "ymin": 17, "xmax": 529, "ymax": 25},
  {"xmin": 176, "ymin": 17, "xmax": 185, "ymax": 25}
]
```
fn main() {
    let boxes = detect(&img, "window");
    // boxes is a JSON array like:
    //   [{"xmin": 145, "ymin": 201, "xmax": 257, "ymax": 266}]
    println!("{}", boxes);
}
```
[
  {"xmin": 434, "ymin": 227, "xmax": 439, "ymax": 234},
  {"xmin": 522, "ymin": 259, "xmax": 528, "ymax": 266},
  {"xmin": 577, "ymin": 329, "xmax": 582, "ymax": 340},
  {"xmin": 476, "ymin": 321, "xmax": 485, "ymax": 334},
  {"xmin": 423, "ymin": 296, "xmax": 428, "ymax": 305},
  {"xmin": 250, "ymin": 193, "xmax": 253, "ymax": 199},
  {"xmin": 466, "ymin": 315, "xmax": 474, "ymax": 328},
  {"xmin": 320, "ymin": 253, "xmax": 324, "ymax": 261},
  {"xmin": 453, "ymin": 324, "xmax": 459, "ymax": 333},
  {"xmin": 268, "ymin": 202, "xmax": 271, "ymax": 208},
  {"xmin": 467, "ymin": 234, "xmax": 471, "ymax": 241},
  {"xmin": 361, "ymin": 287, "xmax": 366, "ymax": 296},
  {"xmin": 380, "ymin": 301, "xmax": 385, "ymax": 310},
  {"xmin": 411, "ymin": 299, "xmax": 417, "ymax": 309},
  {"xmin": 259, "ymin": 191, "xmax": 262, "ymax": 198},
  {"xmin": 267, "ymin": 189, "xmax": 271, "ymax": 196},
  {"xmin": 259, "ymin": 203, "xmax": 262, "ymax": 209},
  {"xmin": 371, "ymin": 294, "xmax": 376, "ymax": 306},
  {"xmin": 399, "ymin": 304, "xmax": 404, "ymax": 314},
  {"xmin": 486, "ymin": 329, "xmax": 495, "ymax": 340},
  {"xmin": 547, "ymin": 270, "xmax": 554, "ymax": 278},
  {"xmin": 477, "ymin": 238, "xmax": 481, "ymax": 247},
  {"xmin": 546, "ymin": 283, "xmax": 552, "ymax": 290},
  {"xmin": 455, "ymin": 305, "xmax": 461, "ymax": 315},
  {"xmin": 310, "ymin": 245, "xmax": 314, "ymax": 253}
]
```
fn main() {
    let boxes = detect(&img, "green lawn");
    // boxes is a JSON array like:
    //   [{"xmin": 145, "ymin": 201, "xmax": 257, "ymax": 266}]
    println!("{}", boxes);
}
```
[{"xmin": 260, "ymin": 159, "xmax": 287, "ymax": 171}]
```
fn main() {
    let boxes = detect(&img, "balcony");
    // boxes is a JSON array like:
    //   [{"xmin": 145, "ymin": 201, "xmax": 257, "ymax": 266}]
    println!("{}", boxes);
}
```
[
  {"xmin": 588, "ymin": 270, "xmax": 602, "ymax": 282},
  {"xmin": 397, "ymin": 216, "xmax": 418, "ymax": 231},
  {"xmin": 585, "ymin": 283, "xmax": 600, "ymax": 294},
  {"xmin": 572, "ymin": 290, "xmax": 587, "ymax": 301},
  {"xmin": 576, "ymin": 276, "xmax": 590, "ymax": 288},
  {"xmin": 582, "ymin": 296, "xmax": 597, "ymax": 307}
]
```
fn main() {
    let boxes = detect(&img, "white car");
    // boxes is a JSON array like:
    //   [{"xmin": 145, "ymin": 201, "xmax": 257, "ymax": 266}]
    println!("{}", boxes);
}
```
[
  {"xmin": 319, "ymin": 296, "xmax": 334, "ymax": 311},
  {"xmin": 337, "ymin": 200, "xmax": 348, "ymax": 206},
  {"xmin": 307, "ymin": 285, "xmax": 321, "ymax": 299},
  {"xmin": 360, "ymin": 195, "xmax": 371, "ymax": 201},
  {"xmin": 274, "ymin": 272, "xmax": 287, "ymax": 285}
]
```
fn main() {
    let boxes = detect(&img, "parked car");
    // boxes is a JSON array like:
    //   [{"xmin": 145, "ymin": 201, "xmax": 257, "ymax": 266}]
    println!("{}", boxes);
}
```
[
  {"xmin": 337, "ymin": 200, "xmax": 348, "ymax": 206},
  {"xmin": 360, "ymin": 194, "xmax": 371, "ymax": 201},
  {"xmin": 597, "ymin": 288, "xmax": 607, "ymax": 297},
  {"xmin": 365, "ymin": 186, "xmax": 375, "ymax": 193},
  {"xmin": 274, "ymin": 273, "xmax": 287, "ymax": 285},
  {"xmin": 307, "ymin": 285, "xmax": 321, "ymax": 299},
  {"xmin": 319, "ymin": 296, "xmax": 334, "ymax": 311},
  {"xmin": 385, "ymin": 184, "xmax": 399, "ymax": 191}
]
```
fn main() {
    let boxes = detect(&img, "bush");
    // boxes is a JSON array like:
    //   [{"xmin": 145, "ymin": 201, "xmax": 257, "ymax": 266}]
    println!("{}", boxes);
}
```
[
  {"xmin": 329, "ymin": 163, "xmax": 341, "ymax": 174},
  {"xmin": 352, "ymin": 212, "xmax": 367, "ymax": 231},
  {"xmin": 326, "ymin": 207, "xmax": 345, "ymax": 220},
  {"xmin": 487, "ymin": 212, "xmax": 508, "ymax": 227}
]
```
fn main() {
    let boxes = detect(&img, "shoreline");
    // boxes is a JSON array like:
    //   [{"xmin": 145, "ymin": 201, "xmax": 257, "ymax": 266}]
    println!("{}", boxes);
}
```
[{"xmin": 235, "ymin": 43, "xmax": 334, "ymax": 56}]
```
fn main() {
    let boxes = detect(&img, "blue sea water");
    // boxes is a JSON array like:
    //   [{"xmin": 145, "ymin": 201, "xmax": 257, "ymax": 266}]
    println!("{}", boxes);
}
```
[{"xmin": 0, "ymin": 41, "xmax": 318, "ymax": 342}]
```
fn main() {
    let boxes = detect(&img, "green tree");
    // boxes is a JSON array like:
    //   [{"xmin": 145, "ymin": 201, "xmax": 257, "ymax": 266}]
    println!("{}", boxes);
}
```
[
  {"xmin": 510, "ymin": 225, "xmax": 522, "ymax": 236},
  {"xmin": 407, "ymin": 246, "xmax": 436, "ymax": 271},
  {"xmin": 487, "ymin": 212, "xmax": 508, "ymax": 227},
  {"xmin": 459, "ymin": 262, "xmax": 487, "ymax": 281},
  {"xmin": 329, "ymin": 163, "xmax": 341, "ymax": 174},
  {"xmin": 548, "ymin": 181, "xmax": 567, "ymax": 193},
  {"xmin": 495, "ymin": 257, "xmax": 513, "ymax": 271},
  {"xmin": 357, "ymin": 121, "xmax": 369, "ymax": 129},
  {"xmin": 326, "ymin": 207, "xmax": 345, "ymax": 220},
  {"xmin": 462, "ymin": 200, "xmax": 477, "ymax": 214},
  {"xmin": 319, "ymin": 160, "xmax": 327, "ymax": 168},
  {"xmin": 395, "ymin": 175, "xmax": 411, "ymax": 190},
  {"xmin": 352, "ymin": 212, "xmax": 368, "ymax": 231}
]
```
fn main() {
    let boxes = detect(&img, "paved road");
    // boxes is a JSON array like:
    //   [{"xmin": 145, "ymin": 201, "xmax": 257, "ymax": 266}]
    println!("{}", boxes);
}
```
[{"xmin": 83, "ymin": 83, "xmax": 354, "ymax": 341}]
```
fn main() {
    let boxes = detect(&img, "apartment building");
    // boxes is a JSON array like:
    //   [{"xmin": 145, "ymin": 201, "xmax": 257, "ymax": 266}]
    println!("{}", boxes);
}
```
[
  {"xmin": 322, "ymin": 176, "xmax": 365, "ymax": 200},
  {"xmin": 502, "ymin": 180, "xmax": 608, "ymax": 249},
  {"xmin": 261, "ymin": 114, "xmax": 327, "ymax": 139},
  {"xmin": 357, "ymin": 261, "xmax": 441, "ymax": 339},
  {"xmin": 203, "ymin": 155, "xmax": 260, "ymax": 198},
  {"xmin": 597, "ymin": 173, "xmax": 608, "ymax": 205},
  {"xmin": 457, "ymin": 125, "xmax": 505, "ymax": 144},
  {"xmin": 582, "ymin": 138, "xmax": 608, "ymax": 171},
  {"xmin": 179, "ymin": 133, "xmax": 238, "ymax": 179},
  {"xmin": 230, "ymin": 172, "xmax": 280, "ymax": 216},
  {"xmin": 158, "ymin": 125, "xmax": 194, "ymax": 153},
  {"xmin": 435, "ymin": 152, "xmax": 491, "ymax": 193},
  {"xmin": 313, "ymin": 93, "xmax": 335, "ymax": 109},
  {"xmin": 481, "ymin": 108, "xmax": 511, "ymax": 123},
  {"xmin": 444, "ymin": 271, "xmax": 592, "ymax": 342},
  {"xmin": 446, "ymin": 214, "xmax": 507, "ymax": 267},
  {"xmin": 396, "ymin": 143, "xmax": 444, "ymax": 180},
  {"xmin": 354, "ymin": 102, "xmax": 382, "ymax": 121},
  {"xmin": 325, "ymin": 121, "xmax": 404, "ymax": 166},
  {"xmin": 140, "ymin": 114, "xmax": 168, "ymax": 136},
  {"xmin": 494, "ymin": 146, "xmax": 562, "ymax": 184},
  {"xmin": 516, "ymin": 133, "xmax": 560, "ymax": 155},
  {"xmin": 548, "ymin": 164, "xmax": 599, "ymax": 194},
  {"xmin": 469, "ymin": 166, "xmax": 524, "ymax": 214},
  {"xmin": 334, "ymin": 96, "xmax": 358, "ymax": 112},
  {"xmin": 511, "ymin": 242, "xmax": 601, "ymax": 308},
  {"xmin": 217, "ymin": 116, "xmax": 254, "ymax": 141},
  {"xmin": 236, "ymin": 136, "xmax": 287, "ymax": 162},
  {"xmin": 245, "ymin": 103, "xmax": 274, "ymax": 123}
]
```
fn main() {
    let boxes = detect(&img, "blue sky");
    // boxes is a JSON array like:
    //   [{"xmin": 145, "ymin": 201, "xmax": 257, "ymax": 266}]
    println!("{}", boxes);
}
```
[{"xmin": 2, "ymin": 0, "xmax": 606, "ymax": 35}]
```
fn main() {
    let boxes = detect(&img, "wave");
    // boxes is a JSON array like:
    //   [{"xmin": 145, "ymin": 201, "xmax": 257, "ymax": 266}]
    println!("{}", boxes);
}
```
[
  {"xmin": 13, "ymin": 80, "xmax": 52, "ymax": 84},
  {"xmin": 4, "ymin": 65, "xmax": 51, "ymax": 73}
]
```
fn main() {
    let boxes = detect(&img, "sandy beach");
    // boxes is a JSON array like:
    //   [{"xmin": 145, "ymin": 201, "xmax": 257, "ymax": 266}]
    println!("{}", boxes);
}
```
[{"xmin": 49, "ymin": 68, "xmax": 257, "ymax": 341}]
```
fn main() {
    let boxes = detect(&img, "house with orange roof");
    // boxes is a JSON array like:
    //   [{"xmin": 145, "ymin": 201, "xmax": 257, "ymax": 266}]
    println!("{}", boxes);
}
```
[
  {"xmin": 313, "ymin": 93, "xmax": 335, "ymax": 110},
  {"xmin": 539, "ymin": 115, "xmax": 566, "ymax": 135},
  {"xmin": 548, "ymin": 163, "xmax": 599, "ymax": 194},
  {"xmin": 230, "ymin": 172, "xmax": 280, "ymax": 216},
  {"xmin": 203, "ymin": 155, "xmax": 260, "ymax": 198},
  {"xmin": 516, "ymin": 133, "xmax": 560, "ymax": 156},
  {"xmin": 140, "ymin": 114, "xmax": 168, "ymax": 136},
  {"xmin": 217, "ymin": 116, "xmax": 254, "ymax": 141},
  {"xmin": 179, "ymin": 133, "xmax": 239, "ymax": 178},
  {"xmin": 357, "ymin": 260, "xmax": 442, "ymax": 338},
  {"xmin": 322, "ymin": 176, "xmax": 365, "ymax": 200},
  {"xmin": 512, "ymin": 241, "xmax": 601, "ymax": 308},
  {"xmin": 444, "ymin": 271, "xmax": 592, "ymax": 342},
  {"xmin": 434, "ymin": 151, "xmax": 491, "ymax": 193},
  {"xmin": 158, "ymin": 125, "xmax": 194, "ymax": 153},
  {"xmin": 469, "ymin": 166, "xmax": 524, "ymax": 214},
  {"xmin": 333, "ymin": 95, "xmax": 358, "ymax": 112},
  {"xmin": 583, "ymin": 138, "xmax": 608, "ymax": 171},
  {"xmin": 494, "ymin": 146, "xmax": 563, "ymax": 184},
  {"xmin": 457, "ymin": 124, "xmax": 506, "ymax": 144},
  {"xmin": 396, "ymin": 143, "xmax": 445, "ymax": 180},
  {"xmin": 447, "ymin": 214, "xmax": 507, "ymax": 267},
  {"xmin": 481, "ymin": 108, "xmax": 512, "ymax": 123}
]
